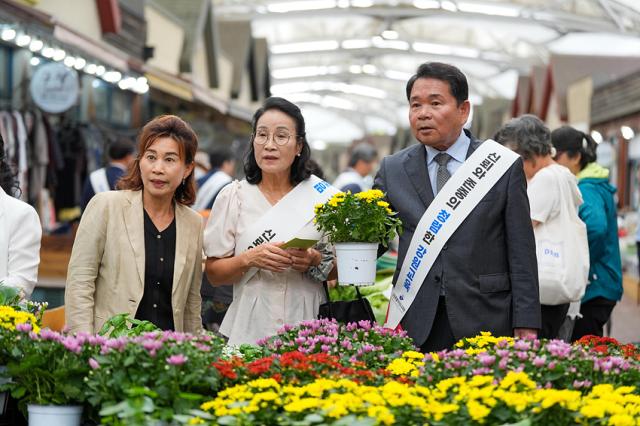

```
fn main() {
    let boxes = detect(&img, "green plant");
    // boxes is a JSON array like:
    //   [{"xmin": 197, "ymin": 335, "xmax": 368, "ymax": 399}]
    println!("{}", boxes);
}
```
[
  {"xmin": 2, "ymin": 328, "xmax": 99, "ymax": 413},
  {"xmin": 85, "ymin": 330, "xmax": 225, "ymax": 423},
  {"xmin": 98, "ymin": 313, "xmax": 159, "ymax": 337},
  {"xmin": 314, "ymin": 190, "xmax": 402, "ymax": 246}
]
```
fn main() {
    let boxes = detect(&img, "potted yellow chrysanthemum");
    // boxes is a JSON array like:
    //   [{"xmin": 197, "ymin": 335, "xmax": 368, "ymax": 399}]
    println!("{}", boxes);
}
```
[{"xmin": 314, "ymin": 190, "xmax": 402, "ymax": 286}]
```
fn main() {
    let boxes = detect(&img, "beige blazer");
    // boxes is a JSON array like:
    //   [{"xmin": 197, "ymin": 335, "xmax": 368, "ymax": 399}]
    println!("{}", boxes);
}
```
[{"xmin": 65, "ymin": 190, "xmax": 203, "ymax": 334}]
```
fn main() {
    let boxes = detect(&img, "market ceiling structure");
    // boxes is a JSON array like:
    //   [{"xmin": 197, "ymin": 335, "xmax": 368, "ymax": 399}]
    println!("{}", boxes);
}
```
[{"xmin": 213, "ymin": 0, "xmax": 640, "ymax": 143}]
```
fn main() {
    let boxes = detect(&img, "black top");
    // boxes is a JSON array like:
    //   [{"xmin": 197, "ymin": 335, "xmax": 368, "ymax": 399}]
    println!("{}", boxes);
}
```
[{"xmin": 135, "ymin": 209, "xmax": 176, "ymax": 330}]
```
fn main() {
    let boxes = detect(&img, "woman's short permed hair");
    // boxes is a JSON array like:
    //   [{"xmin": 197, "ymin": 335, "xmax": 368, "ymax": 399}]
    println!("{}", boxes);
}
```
[{"xmin": 493, "ymin": 114, "xmax": 552, "ymax": 160}]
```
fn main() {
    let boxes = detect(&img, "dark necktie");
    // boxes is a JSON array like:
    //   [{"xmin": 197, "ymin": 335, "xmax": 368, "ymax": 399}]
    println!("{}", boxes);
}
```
[{"xmin": 434, "ymin": 152, "xmax": 452, "ymax": 193}]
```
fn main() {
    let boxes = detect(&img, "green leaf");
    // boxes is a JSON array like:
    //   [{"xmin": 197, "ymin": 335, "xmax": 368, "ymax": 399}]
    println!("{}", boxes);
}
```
[{"xmin": 217, "ymin": 416, "xmax": 238, "ymax": 425}]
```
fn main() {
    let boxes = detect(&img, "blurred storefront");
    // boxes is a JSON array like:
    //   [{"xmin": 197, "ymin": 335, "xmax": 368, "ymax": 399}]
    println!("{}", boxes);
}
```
[{"xmin": 0, "ymin": 0, "xmax": 269, "ymax": 302}]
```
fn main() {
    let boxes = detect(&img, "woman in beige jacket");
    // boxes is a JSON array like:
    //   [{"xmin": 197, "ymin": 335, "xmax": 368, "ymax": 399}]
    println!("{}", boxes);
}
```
[{"xmin": 65, "ymin": 115, "xmax": 203, "ymax": 335}]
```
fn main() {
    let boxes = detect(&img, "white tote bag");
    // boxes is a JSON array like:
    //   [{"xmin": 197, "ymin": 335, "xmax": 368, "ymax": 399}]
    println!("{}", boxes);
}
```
[{"xmin": 535, "ymin": 184, "xmax": 590, "ymax": 305}]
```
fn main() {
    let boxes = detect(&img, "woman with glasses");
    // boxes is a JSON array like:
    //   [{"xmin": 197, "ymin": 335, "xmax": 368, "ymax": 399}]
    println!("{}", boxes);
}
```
[{"xmin": 203, "ymin": 97, "xmax": 336, "ymax": 345}]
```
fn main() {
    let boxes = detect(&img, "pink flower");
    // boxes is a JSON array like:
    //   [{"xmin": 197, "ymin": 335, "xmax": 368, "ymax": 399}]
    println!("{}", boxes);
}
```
[
  {"xmin": 478, "ymin": 354, "xmax": 496, "ymax": 366},
  {"xmin": 89, "ymin": 358, "xmax": 100, "ymax": 370},
  {"xmin": 62, "ymin": 336, "xmax": 82, "ymax": 353},
  {"xmin": 166, "ymin": 354, "xmax": 187, "ymax": 365},
  {"xmin": 16, "ymin": 322, "xmax": 32, "ymax": 332},
  {"xmin": 142, "ymin": 340, "xmax": 163, "ymax": 352},
  {"xmin": 533, "ymin": 356, "xmax": 546, "ymax": 367}
]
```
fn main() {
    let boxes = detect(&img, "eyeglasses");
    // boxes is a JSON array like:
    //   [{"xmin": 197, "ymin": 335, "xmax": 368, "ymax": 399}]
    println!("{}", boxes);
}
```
[{"xmin": 252, "ymin": 130, "xmax": 296, "ymax": 146}]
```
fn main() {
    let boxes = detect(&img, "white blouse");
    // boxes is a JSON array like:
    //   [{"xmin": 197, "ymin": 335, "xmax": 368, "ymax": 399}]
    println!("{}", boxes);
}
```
[{"xmin": 203, "ymin": 180, "xmax": 326, "ymax": 345}]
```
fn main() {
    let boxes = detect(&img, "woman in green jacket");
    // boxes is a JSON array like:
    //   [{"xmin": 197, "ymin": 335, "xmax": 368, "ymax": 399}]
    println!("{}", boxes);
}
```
[{"xmin": 551, "ymin": 126, "xmax": 623, "ymax": 340}]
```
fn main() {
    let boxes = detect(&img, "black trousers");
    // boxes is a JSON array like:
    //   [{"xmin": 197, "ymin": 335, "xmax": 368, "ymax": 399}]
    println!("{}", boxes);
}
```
[
  {"xmin": 571, "ymin": 297, "xmax": 616, "ymax": 341},
  {"xmin": 420, "ymin": 296, "xmax": 456, "ymax": 353},
  {"xmin": 539, "ymin": 303, "xmax": 570, "ymax": 339}
]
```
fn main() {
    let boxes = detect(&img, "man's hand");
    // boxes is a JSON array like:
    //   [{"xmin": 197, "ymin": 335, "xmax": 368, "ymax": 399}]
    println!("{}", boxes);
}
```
[{"xmin": 514, "ymin": 328, "xmax": 538, "ymax": 339}]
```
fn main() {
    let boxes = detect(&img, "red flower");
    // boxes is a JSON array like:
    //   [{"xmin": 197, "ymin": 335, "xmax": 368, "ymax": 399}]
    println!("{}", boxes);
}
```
[
  {"xmin": 247, "ymin": 356, "xmax": 274, "ymax": 375},
  {"xmin": 213, "ymin": 360, "xmax": 239, "ymax": 380}
]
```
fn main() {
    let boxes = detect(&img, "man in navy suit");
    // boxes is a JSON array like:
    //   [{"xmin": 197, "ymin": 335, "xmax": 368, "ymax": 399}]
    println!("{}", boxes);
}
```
[
  {"xmin": 81, "ymin": 139, "xmax": 134, "ymax": 211},
  {"xmin": 374, "ymin": 62, "xmax": 540, "ymax": 352}
]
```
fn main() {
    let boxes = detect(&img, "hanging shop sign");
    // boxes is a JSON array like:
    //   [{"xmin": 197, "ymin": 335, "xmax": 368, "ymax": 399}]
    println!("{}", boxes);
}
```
[{"xmin": 30, "ymin": 62, "xmax": 80, "ymax": 113}]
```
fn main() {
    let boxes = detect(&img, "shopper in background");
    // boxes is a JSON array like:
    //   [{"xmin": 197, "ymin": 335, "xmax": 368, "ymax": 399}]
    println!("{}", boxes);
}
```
[
  {"xmin": 80, "ymin": 138, "xmax": 135, "ymax": 211},
  {"xmin": 203, "ymin": 97, "xmax": 335, "ymax": 345},
  {"xmin": 333, "ymin": 143, "xmax": 378, "ymax": 193},
  {"xmin": 0, "ymin": 135, "xmax": 42, "ymax": 299},
  {"xmin": 495, "ymin": 115, "xmax": 588, "ymax": 339},
  {"xmin": 66, "ymin": 115, "xmax": 203, "ymax": 334},
  {"xmin": 196, "ymin": 148, "xmax": 236, "ymax": 332},
  {"xmin": 551, "ymin": 126, "xmax": 623, "ymax": 340},
  {"xmin": 193, "ymin": 148, "xmax": 236, "ymax": 211}
]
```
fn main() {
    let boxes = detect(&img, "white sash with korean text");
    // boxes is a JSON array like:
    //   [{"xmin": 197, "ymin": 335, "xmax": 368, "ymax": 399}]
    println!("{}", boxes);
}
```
[
  {"xmin": 385, "ymin": 140, "xmax": 519, "ymax": 329},
  {"xmin": 235, "ymin": 175, "xmax": 339, "ymax": 286}
]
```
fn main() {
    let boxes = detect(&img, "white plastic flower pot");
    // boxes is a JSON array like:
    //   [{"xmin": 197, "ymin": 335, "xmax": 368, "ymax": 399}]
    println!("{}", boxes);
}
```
[
  {"xmin": 335, "ymin": 242, "xmax": 378, "ymax": 287},
  {"xmin": 27, "ymin": 404, "xmax": 82, "ymax": 426}
]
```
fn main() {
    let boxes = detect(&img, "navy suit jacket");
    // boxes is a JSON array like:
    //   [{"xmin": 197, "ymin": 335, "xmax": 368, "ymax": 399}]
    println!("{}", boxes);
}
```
[{"xmin": 374, "ymin": 131, "xmax": 541, "ymax": 346}]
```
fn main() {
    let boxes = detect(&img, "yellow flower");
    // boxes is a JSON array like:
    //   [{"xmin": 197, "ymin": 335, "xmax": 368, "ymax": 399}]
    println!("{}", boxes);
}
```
[
  {"xmin": 377, "ymin": 201, "xmax": 389, "ymax": 208},
  {"xmin": 402, "ymin": 350, "xmax": 425, "ymax": 360},
  {"xmin": 467, "ymin": 400, "xmax": 491, "ymax": 422},
  {"xmin": 188, "ymin": 417, "xmax": 205, "ymax": 425},
  {"xmin": 608, "ymin": 414, "xmax": 636, "ymax": 426}
]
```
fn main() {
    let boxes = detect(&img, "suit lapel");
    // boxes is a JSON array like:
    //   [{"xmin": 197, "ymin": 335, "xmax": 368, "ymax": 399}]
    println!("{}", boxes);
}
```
[
  {"xmin": 172, "ymin": 204, "xmax": 188, "ymax": 296},
  {"xmin": 123, "ymin": 191, "xmax": 146, "ymax": 291},
  {"xmin": 403, "ymin": 144, "xmax": 434, "ymax": 208},
  {"xmin": 465, "ymin": 131, "xmax": 482, "ymax": 159}
]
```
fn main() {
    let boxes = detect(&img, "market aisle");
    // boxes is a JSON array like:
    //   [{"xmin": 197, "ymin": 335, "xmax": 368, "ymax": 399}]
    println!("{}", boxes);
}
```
[{"xmin": 609, "ymin": 275, "xmax": 640, "ymax": 344}]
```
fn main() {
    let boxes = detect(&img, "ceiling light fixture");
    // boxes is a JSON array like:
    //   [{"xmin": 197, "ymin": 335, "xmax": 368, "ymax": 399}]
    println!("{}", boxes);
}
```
[
  {"xmin": 74, "ymin": 57, "xmax": 87, "ymax": 70},
  {"xmin": 272, "ymin": 66, "xmax": 340, "ymax": 79},
  {"xmin": 590, "ymin": 130, "xmax": 603, "ymax": 144},
  {"xmin": 41, "ymin": 47, "xmax": 55, "ymax": 58},
  {"xmin": 52, "ymin": 48, "xmax": 66, "ymax": 61},
  {"xmin": 351, "ymin": 0, "xmax": 374, "ymax": 6},
  {"xmin": 413, "ymin": 0, "xmax": 439, "ymax": 9},
  {"xmin": 30, "ymin": 57, "xmax": 40, "ymax": 66},
  {"xmin": 440, "ymin": 0, "xmax": 457, "ymax": 12},
  {"xmin": 271, "ymin": 40, "xmax": 339, "ymax": 54},
  {"xmin": 621, "ymin": 126, "xmax": 635, "ymax": 140},
  {"xmin": 371, "ymin": 36, "xmax": 409, "ymax": 50},
  {"xmin": 29, "ymin": 39, "xmax": 43, "ymax": 52},
  {"xmin": 384, "ymin": 70, "xmax": 412, "ymax": 81},
  {"xmin": 103, "ymin": 70, "xmax": 122, "ymax": 83},
  {"xmin": 267, "ymin": 0, "xmax": 337, "ymax": 13},
  {"xmin": 362, "ymin": 64, "xmax": 377, "ymax": 74},
  {"xmin": 342, "ymin": 39, "xmax": 372, "ymax": 49},
  {"xmin": 63, "ymin": 56, "xmax": 76, "ymax": 68},
  {"xmin": 16, "ymin": 34, "xmax": 31, "ymax": 47},
  {"xmin": 456, "ymin": 1, "xmax": 520, "ymax": 17},
  {"xmin": 381, "ymin": 30, "xmax": 399, "ymax": 40},
  {"xmin": 1, "ymin": 28, "xmax": 16, "ymax": 41}
]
